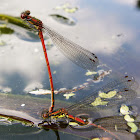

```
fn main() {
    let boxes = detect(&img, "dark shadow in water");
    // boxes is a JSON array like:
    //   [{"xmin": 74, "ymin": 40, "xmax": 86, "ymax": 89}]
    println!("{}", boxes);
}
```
[
  {"xmin": 54, "ymin": 130, "xmax": 60, "ymax": 140},
  {"xmin": 49, "ymin": 14, "xmax": 76, "ymax": 26},
  {"xmin": 136, "ymin": 0, "xmax": 140, "ymax": 10}
]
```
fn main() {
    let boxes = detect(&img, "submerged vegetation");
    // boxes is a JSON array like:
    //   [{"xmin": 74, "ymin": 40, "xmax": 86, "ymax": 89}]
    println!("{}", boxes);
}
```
[
  {"xmin": 49, "ymin": 14, "xmax": 76, "ymax": 25},
  {"xmin": 0, "ymin": 25, "xmax": 14, "ymax": 34},
  {"xmin": 0, "ymin": 14, "xmax": 30, "ymax": 29}
]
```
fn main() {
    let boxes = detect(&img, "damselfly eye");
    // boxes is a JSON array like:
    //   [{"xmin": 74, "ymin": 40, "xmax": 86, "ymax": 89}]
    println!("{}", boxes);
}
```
[
  {"xmin": 41, "ymin": 109, "xmax": 49, "ymax": 119},
  {"xmin": 21, "ymin": 10, "xmax": 30, "ymax": 19},
  {"xmin": 42, "ymin": 113, "xmax": 48, "ymax": 119},
  {"xmin": 25, "ymin": 10, "xmax": 30, "ymax": 15},
  {"xmin": 21, "ymin": 13, "xmax": 26, "ymax": 19}
]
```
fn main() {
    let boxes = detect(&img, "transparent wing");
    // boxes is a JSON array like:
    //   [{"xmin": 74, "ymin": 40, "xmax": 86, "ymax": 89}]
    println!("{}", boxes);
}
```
[
  {"xmin": 43, "ymin": 25, "xmax": 99, "ymax": 71},
  {"xmin": 58, "ymin": 115, "xmax": 139, "ymax": 139},
  {"xmin": 67, "ymin": 75, "xmax": 138, "ymax": 114},
  {"xmin": 58, "ymin": 75, "xmax": 138, "ymax": 139}
]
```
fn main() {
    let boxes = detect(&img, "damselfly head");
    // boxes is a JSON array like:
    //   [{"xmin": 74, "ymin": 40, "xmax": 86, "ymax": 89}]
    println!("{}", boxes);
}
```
[
  {"xmin": 21, "ymin": 10, "xmax": 30, "ymax": 19},
  {"xmin": 41, "ymin": 109, "xmax": 50, "ymax": 119}
]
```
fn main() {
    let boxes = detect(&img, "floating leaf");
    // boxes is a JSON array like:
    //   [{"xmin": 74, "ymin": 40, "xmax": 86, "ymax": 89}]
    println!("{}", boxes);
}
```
[
  {"xmin": 0, "ymin": 25, "xmax": 14, "ymax": 34},
  {"xmin": 59, "ymin": 88, "xmax": 67, "ymax": 91},
  {"xmin": 55, "ymin": 3, "xmax": 70, "ymax": 10},
  {"xmin": 21, "ymin": 104, "xmax": 25, "ymax": 107},
  {"xmin": 127, "ymin": 122, "xmax": 138, "ymax": 133},
  {"xmin": 85, "ymin": 71, "xmax": 97, "ymax": 76},
  {"xmin": 120, "ymin": 105, "xmax": 130, "ymax": 115},
  {"xmin": 91, "ymin": 138, "xmax": 100, "ymax": 140},
  {"xmin": 0, "ymin": 14, "xmax": 30, "ymax": 29},
  {"xmin": 0, "ymin": 114, "xmax": 34, "ymax": 126},
  {"xmin": 91, "ymin": 97, "xmax": 108, "ymax": 106},
  {"xmin": 54, "ymin": 3, "xmax": 78, "ymax": 13},
  {"xmin": 29, "ymin": 89, "xmax": 58, "ymax": 95},
  {"xmin": 64, "ymin": 8, "xmax": 78, "ymax": 13},
  {"xmin": 99, "ymin": 90, "xmax": 116, "ymax": 99},
  {"xmin": 49, "ymin": 14, "xmax": 76, "ymax": 25},
  {"xmin": 0, "ymin": 118, "xmax": 11, "ymax": 124},
  {"xmin": 115, "ymin": 125, "xmax": 118, "ymax": 131},
  {"xmin": 118, "ymin": 95, "xmax": 122, "ymax": 99},
  {"xmin": 124, "ymin": 115, "xmax": 134, "ymax": 122},
  {"xmin": 55, "ymin": 6, "xmax": 63, "ymax": 10},
  {"xmin": 69, "ymin": 122, "xmax": 79, "ymax": 126},
  {"xmin": 63, "ymin": 92, "xmax": 75, "ymax": 99}
]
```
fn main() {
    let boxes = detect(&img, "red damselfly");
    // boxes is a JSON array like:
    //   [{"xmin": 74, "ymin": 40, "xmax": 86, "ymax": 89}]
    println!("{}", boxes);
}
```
[
  {"xmin": 20, "ymin": 11, "xmax": 139, "ymax": 139},
  {"xmin": 21, "ymin": 10, "xmax": 99, "ymax": 113},
  {"xmin": 0, "ymin": 74, "xmax": 138, "ymax": 139},
  {"xmin": 38, "ymin": 74, "xmax": 137, "ymax": 140}
]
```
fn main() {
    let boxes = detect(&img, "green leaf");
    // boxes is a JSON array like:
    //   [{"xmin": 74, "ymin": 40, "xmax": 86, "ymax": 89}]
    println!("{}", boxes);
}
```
[
  {"xmin": 0, "ymin": 14, "xmax": 30, "ymax": 29},
  {"xmin": 0, "ymin": 25, "xmax": 14, "ymax": 34},
  {"xmin": 91, "ymin": 97, "xmax": 108, "ymax": 106}
]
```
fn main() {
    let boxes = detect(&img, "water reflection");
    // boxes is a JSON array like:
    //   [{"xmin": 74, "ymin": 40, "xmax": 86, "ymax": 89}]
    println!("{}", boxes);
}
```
[
  {"xmin": 0, "ymin": 0, "xmax": 140, "ymax": 139},
  {"xmin": 0, "ymin": 74, "xmax": 139, "ymax": 140}
]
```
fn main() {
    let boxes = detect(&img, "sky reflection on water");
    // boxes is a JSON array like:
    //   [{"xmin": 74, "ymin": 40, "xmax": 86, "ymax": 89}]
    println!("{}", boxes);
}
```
[{"xmin": 0, "ymin": 0, "xmax": 140, "ymax": 139}]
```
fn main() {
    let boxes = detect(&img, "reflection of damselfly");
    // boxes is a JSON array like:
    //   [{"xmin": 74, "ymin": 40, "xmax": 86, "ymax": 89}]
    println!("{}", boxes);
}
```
[
  {"xmin": 38, "ymin": 75, "xmax": 137, "ymax": 140},
  {"xmin": 21, "ymin": 10, "xmax": 99, "ymax": 113}
]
